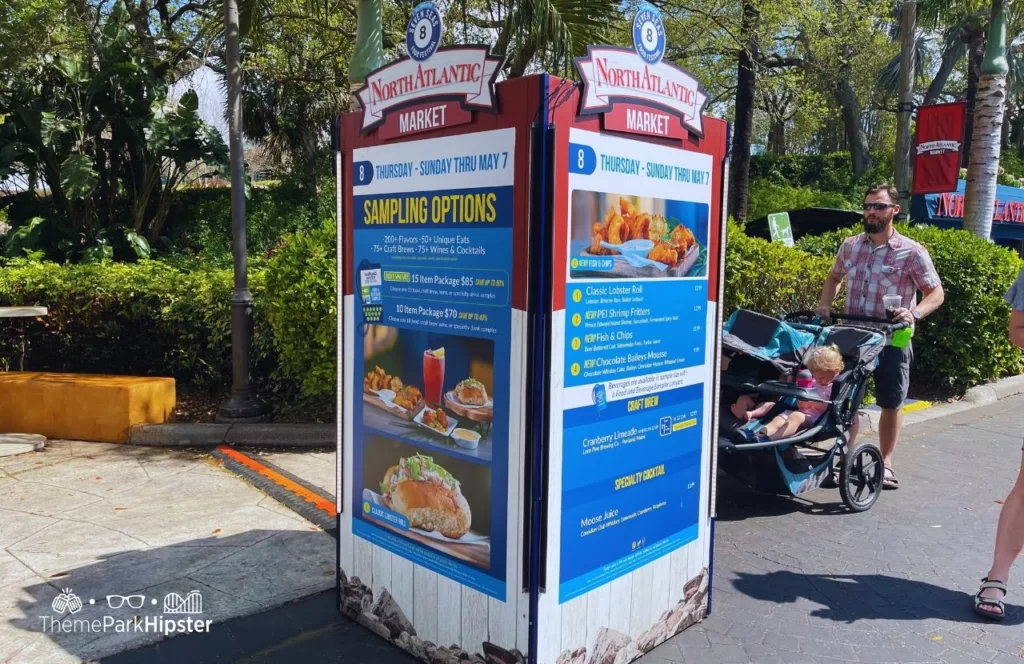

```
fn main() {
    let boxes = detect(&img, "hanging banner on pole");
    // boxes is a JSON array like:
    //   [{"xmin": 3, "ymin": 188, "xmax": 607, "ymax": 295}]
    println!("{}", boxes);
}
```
[{"xmin": 912, "ymin": 102, "xmax": 967, "ymax": 195}]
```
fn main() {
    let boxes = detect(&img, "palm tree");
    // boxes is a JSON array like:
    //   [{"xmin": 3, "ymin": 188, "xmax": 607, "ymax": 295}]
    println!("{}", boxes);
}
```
[
  {"xmin": 350, "ymin": 0, "xmax": 383, "ymax": 91},
  {"xmin": 963, "ymin": 0, "xmax": 1010, "ymax": 239},
  {"xmin": 345, "ymin": 0, "xmax": 621, "ymax": 87},
  {"xmin": 492, "ymin": 0, "xmax": 621, "ymax": 78}
]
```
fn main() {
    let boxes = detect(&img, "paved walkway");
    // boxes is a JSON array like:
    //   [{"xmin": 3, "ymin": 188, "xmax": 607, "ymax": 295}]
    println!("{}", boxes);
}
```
[
  {"xmin": 643, "ymin": 394, "xmax": 1024, "ymax": 664},
  {"xmin": 7, "ymin": 394, "xmax": 1024, "ymax": 662},
  {"xmin": 0, "ymin": 441, "xmax": 335, "ymax": 663},
  {"xmin": 105, "ymin": 394, "xmax": 1024, "ymax": 663}
]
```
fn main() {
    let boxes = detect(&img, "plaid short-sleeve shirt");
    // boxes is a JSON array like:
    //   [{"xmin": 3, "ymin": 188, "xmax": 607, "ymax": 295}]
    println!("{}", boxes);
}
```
[{"xmin": 831, "ymin": 230, "xmax": 942, "ymax": 320}]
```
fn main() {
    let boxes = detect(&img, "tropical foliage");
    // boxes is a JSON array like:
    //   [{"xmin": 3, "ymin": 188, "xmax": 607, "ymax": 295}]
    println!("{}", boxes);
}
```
[{"xmin": 0, "ymin": 1, "xmax": 227, "ymax": 262}]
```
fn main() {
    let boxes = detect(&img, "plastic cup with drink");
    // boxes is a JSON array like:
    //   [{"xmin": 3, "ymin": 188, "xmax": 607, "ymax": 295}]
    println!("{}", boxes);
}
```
[{"xmin": 882, "ymin": 294, "xmax": 912, "ymax": 348}]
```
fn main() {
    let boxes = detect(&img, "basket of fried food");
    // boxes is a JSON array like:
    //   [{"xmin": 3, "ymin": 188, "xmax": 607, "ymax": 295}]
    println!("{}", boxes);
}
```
[
  {"xmin": 584, "ymin": 196, "xmax": 701, "ymax": 278},
  {"xmin": 363, "ymin": 366, "xmax": 425, "ymax": 420}
]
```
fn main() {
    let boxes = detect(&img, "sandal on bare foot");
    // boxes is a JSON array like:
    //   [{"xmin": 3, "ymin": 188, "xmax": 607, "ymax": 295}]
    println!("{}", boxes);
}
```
[
  {"xmin": 974, "ymin": 578, "xmax": 1007, "ymax": 621},
  {"xmin": 883, "ymin": 465, "xmax": 899, "ymax": 490}
]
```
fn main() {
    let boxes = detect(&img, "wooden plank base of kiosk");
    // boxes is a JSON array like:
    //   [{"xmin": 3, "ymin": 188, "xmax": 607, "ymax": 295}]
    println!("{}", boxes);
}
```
[
  {"xmin": 553, "ymin": 569, "xmax": 708, "ymax": 664},
  {"xmin": 339, "ymin": 570, "xmax": 528, "ymax": 664}
]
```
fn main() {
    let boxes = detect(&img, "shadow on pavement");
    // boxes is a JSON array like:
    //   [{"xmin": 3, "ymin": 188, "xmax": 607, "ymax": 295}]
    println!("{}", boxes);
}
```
[
  {"xmin": 730, "ymin": 570, "xmax": 1024, "ymax": 627},
  {"xmin": 715, "ymin": 471, "xmax": 851, "ymax": 521},
  {"xmin": 104, "ymin": 591, "xmax": 420, "ymax": 664},
  {"xmin": 6, "ymin": 529, "xmax": 336, "ymax": 662}
]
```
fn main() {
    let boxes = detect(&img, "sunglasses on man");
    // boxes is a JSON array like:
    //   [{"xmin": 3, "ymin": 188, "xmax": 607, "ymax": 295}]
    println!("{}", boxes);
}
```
[{"xmin": 863, "ymin": 202, "xmax": 897, "ymax": 211}]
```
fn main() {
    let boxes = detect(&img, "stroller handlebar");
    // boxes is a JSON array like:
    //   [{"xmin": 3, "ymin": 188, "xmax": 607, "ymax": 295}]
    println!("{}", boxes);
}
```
[{"xmin": 784, "ymin": 310, "xmax": 911, "ymax": 332}]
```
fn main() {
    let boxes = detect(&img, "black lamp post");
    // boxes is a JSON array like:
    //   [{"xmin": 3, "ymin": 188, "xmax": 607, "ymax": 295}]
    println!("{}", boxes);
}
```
[{"xmin": 217, "ymin": 0, "xmax": 269, "ymax": 422}]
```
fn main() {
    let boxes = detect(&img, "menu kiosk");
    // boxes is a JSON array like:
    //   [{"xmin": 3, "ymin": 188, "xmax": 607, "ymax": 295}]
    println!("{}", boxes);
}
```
[{"xmin": 337, "ymin": 8, "xmax": 727, "ymax": 663}]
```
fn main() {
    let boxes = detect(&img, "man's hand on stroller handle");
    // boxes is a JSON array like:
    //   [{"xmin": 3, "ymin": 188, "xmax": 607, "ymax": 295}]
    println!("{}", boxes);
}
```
[
  {"xmin": 890, "ymin": 307, "xmax": 914, "ymax": 325},
  {"xmin": 817, "ymin": 273, "xmax": 842, "ymax": 319}
]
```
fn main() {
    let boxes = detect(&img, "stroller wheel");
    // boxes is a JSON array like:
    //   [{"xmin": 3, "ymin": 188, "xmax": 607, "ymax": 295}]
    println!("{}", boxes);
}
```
[{"xmin": 839, "ymin": 442, "xmax": 884, "ymax": 512}]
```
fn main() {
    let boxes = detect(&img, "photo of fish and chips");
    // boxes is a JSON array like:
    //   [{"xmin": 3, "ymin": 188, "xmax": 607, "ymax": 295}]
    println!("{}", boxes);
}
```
[
  {"xmin": 569, "ymin": 190, "xmax": 710, "ymax": 279},
  {"xmin": 362, "ymin": 325, "xmax": 496, "ymax": 462},
  {"xmin": 360, "ymin": 435, "xmax": 492, "ymax": 568}
]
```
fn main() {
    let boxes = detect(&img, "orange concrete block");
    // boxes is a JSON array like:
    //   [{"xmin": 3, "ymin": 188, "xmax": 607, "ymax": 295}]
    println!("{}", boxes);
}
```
[{"xmin": 0, "ymin": 372, "xmax": 175, "ymax": 443}]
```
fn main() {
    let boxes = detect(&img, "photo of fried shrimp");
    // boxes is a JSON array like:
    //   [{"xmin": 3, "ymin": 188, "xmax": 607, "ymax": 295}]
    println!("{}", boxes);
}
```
[
  {"xmin": 670, "ymin": 224, "xmax": 696, "ymax": 251},
  {"xmin": 584, "ymin": 195, "xmax": 697, "ymax": 267},
  {"xmin": 589, "ymin": 222, "xmax": 612, "ymax": 255},
  {"xmin": 365, "ymin": 366, "xmax": 424, "ymax": 412},
  {"xmin": 648, "ymin": 214, "xmax": 669, "ymax": 241},
  {"xmin": 422, "ymin": 408, "xmax": 449, "ymax": 433},
  {"xmin": 648, "ymin": 241, "xmax": 679, "ymax": 266}
]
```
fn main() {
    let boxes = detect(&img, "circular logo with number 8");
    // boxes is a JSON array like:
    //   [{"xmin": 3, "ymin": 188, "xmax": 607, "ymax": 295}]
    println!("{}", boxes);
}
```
[
  {"xmin": 632, "ymin": 3, "xmax": 665, "ymax": 65},
  {"xmin": 406, "ymin": 2, "xmax": 443, "ymax": 62}
]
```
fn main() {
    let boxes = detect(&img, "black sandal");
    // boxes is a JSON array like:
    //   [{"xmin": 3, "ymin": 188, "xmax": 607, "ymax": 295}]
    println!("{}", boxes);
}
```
[
  {"xmin": 974, "ymin": 577, "xmax": 1007, "ymax": 621},
  {"xmin": 883, "ymin": 465, "xmax": 900, "ymax": 490}
]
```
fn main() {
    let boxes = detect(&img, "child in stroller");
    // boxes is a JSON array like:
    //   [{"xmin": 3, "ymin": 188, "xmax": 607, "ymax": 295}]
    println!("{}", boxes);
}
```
[
  {"xmin": 719, "ymin": 308, "xmax": 909, "ymax": 513},
  {"xmin": 731, "ymin": 344, "xmax": 845, "ymax": 444}
]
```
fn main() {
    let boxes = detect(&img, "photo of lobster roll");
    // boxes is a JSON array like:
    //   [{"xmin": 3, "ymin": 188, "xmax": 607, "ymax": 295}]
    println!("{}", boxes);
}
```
[{"xmin": 380, "ymin": 454, "xmax": 472, "ymax": 539}]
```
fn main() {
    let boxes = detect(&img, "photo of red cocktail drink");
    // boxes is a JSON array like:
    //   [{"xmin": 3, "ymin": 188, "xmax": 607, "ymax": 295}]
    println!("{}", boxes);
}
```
[{"xmin": 423, "ymin": 348, "xmax": 445, "ymax": 406}]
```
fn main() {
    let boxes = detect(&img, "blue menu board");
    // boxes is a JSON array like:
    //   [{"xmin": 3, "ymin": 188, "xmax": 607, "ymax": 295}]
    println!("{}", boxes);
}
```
[
  {"xmin": 350, "ymin": 129, "xmax": 515, "ymax": 601},
  {"xmin": 558, "ymin": 128, "xmax": 713, "ymax": 603}
]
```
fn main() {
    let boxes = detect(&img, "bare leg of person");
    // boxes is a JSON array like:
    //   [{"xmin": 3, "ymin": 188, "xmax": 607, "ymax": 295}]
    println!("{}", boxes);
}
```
[
  {"xmin": 768, "ymin": 412, "xmax": 806, "ymax": 441},
  {"xmin": 761, "ymin": 414, "xmax": 788, "ymax": 438},
  {"xmin": 978, "ymin": 451, "xmax": 1024, "ymax": 618},
  {"xmin": 879, "ymin": 406, "xmax": 903, "ymax": 468}
]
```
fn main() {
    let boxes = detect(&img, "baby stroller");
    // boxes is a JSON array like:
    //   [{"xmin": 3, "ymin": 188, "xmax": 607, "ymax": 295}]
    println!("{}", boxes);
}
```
[{"xmin": 718, "ymin": 308, "xmax": 910, "ymax": 513}]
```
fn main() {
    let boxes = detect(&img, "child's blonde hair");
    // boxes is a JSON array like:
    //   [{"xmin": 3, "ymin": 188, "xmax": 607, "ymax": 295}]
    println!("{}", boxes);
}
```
[{"xmin": 806, "ymin": 344, "xmax": 844, "ymax": 375}]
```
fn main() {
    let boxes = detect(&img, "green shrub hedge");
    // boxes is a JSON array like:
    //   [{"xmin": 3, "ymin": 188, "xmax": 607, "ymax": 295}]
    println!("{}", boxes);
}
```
[
  {"xmin": 264, "ymin": 220, "xmax": 337, "ymax": 398},
  {"xmin": 160, "ymin": 182, "xmax": 336, "ymax": 260},
  {"xmin": 0, "ymin": 218, "xmax": 340, "ymax": 409},
  {"xmin": 746, "ymin": 181, "xmax": 856, "ymax": 222},
  {"xmin": 0, "ymin": 259, "xmax": 271, "ymax": 385},
  {"xmin": 3, "ymin": 179, "xmax": 336, "ymax": 263},
  {"xmin": 724, "ymin": 221, "xmax": 838, "ymax": 316}
]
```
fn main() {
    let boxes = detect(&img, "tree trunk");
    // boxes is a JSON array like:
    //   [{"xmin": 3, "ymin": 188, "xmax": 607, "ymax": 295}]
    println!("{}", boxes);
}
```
[
  {"xmin": 963, "ymin": 0, "xmax": 1008, "ymax": 240},
  {"xmin": 728, "ymin": 0, "xmax": 758, "ymax": 223},
  {"xmin": 768, "ymin": 119, "xmax": 786, "ymax": 154},
  {"xmin": 834, "ymin": 75, "xmax": 872, "ymax": 177},
  {"xmin": 962, "ymin": 33, "xmax": 985, "ymax": 167},
  {"xmin": 894, "ymin": 0, "xmax": 916, "ymax": 215}
]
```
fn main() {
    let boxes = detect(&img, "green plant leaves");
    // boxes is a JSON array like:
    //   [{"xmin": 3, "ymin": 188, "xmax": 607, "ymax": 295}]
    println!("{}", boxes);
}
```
[
  {"xmin": 59, "ymin": 155, "xmax": 98, "ymax": 199},
  {"xmin": 79, "ymin": 242, "xmax": 113, "ymax": 263},
  {"xmin": 125, "ymin": 230, "xmax": 151, "ymax": 259},
  {"xmin": 3, "ymin": 216, "xmax": 47, "ymax": 259}
]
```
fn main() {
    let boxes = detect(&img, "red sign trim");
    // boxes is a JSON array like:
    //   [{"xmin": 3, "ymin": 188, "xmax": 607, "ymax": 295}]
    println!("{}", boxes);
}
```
[{"xmin": 376, "ymin": 101, "xmax": 473, "ymax": 141}]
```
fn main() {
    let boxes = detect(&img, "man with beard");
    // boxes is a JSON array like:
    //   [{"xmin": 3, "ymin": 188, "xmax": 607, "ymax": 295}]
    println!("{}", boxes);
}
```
[{"xmin": 815, "ymin": 183, "xmax": 944, "ymax": 490}]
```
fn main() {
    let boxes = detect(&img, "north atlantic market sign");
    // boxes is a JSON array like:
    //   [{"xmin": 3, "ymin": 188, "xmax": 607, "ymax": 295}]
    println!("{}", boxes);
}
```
[
  {"xmin": 353, "ymin": 2, "xmax": 504, "ymax": 138},
  {"xmin": 575, "ymin": 3, "xmax": 708, "ymax": 140}
]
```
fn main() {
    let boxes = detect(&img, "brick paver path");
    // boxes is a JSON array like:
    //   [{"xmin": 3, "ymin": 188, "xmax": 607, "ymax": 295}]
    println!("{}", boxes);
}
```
[{"xmin": 642, "ymin": 395, "xmax": 1024, "ymax": 663}]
